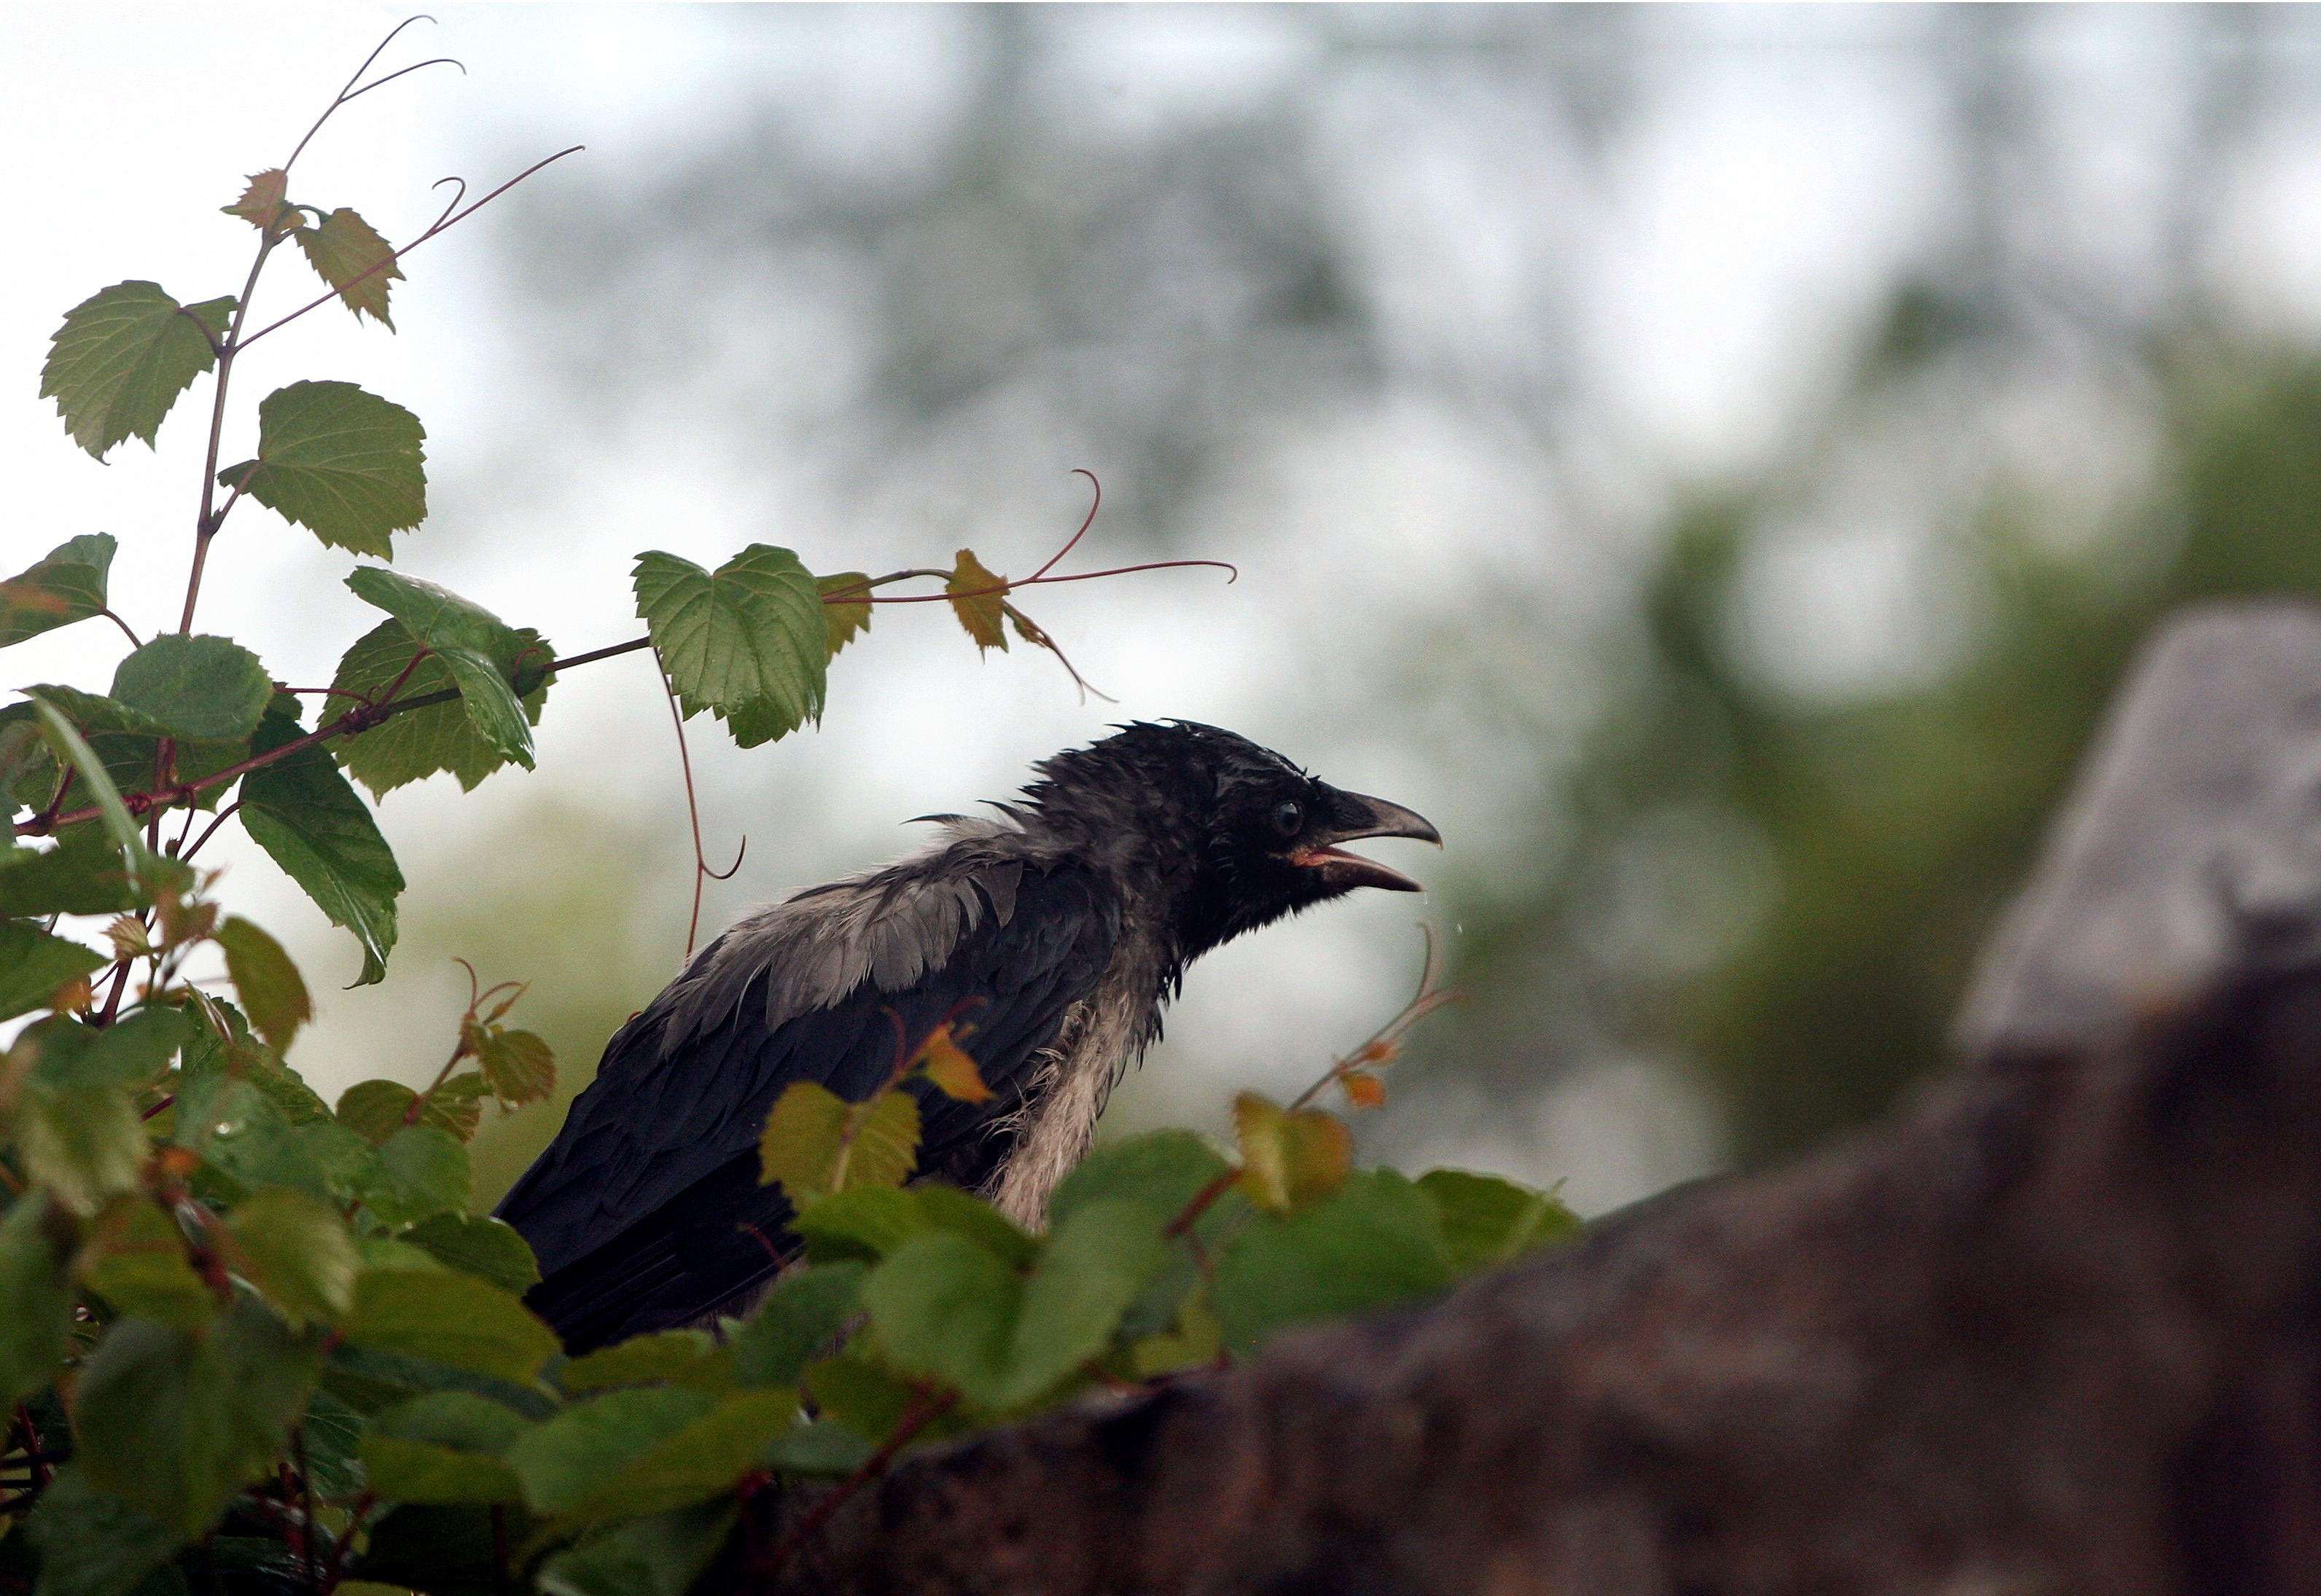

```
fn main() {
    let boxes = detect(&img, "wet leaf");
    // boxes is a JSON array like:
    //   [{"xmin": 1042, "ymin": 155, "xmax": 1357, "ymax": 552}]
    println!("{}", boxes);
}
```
[{"xmin": 397, "ymin": 1213, "xmax": 540, "ymax": 1294}]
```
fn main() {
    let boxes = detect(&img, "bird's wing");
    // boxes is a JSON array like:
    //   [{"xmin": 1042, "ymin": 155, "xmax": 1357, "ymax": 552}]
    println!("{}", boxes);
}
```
[{"xmin": 496, "ymin": 852, "xmax": 1117, "ymax": 1348}]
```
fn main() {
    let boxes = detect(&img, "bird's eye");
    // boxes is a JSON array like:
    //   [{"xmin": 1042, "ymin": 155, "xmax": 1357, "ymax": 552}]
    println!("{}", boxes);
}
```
[{"xmin": 1271, "ymin": 801, "xmax": 1303, "ymax": 837}]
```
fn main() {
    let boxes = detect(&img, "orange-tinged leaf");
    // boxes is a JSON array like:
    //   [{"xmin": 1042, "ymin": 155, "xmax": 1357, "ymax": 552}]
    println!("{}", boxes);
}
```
[
  {"xmin": 223, "ymin": 170, "xmax": 289, "ymax": 230},
  {"xmin": 1233, "ymin": 1092, "xmax": 1354, "ymax": 1213},
  {"xmin": 817, "ymin": 571, "xmax": 873, "ymax": 660},
  {"xmin": 913, "ymin": 1022, "xmax": 991, "ymax": 1103},
  {"xmin": 760, "ymin": 1081, "xmax": 921, "ymax": 1207},
  {"xmin": 945, "ymin": 549, "xmax": 1009, "ymax": 653},
  {"xmin": 1341, "ymin": 1070, "xmax": 1387, "ymax": 1110},
  {"xmin": 294, "ymin": 207, "xmax": 404, "ymax": 328}
]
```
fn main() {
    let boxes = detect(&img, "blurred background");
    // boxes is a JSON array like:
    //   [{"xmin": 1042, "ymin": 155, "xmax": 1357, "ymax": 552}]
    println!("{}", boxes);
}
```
[{"xmin": 12, "ymin": 4, "xmax": 2321, "ymax": 1214}]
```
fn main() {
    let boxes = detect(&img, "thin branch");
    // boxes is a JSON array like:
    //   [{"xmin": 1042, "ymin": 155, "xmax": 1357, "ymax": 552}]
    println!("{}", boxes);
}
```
[
  {"xmin": 283, "ymin": 17, "xmax": 447, "ymax": 175},
  {"xmin": 180, "ymin": 802, "xmax": 243, "ymax": 864},
  {"xmin": 1287, "ymin": 925, "xmax": 1457, "ymax": 1113},
  {"xmin": 98, "ymin": 609, "xmax": 144, "ymax": 650},
  {"xmin": 760, "ymin": 1388, "xmax": 961, "ymax": 1578},
  {"xmin": 1027, "ymin": 469, "xmax": 1103, "ymax": 582},
  {"xmin": 658, "ymin": 652, "xmax": 741, "ymax": 963}
]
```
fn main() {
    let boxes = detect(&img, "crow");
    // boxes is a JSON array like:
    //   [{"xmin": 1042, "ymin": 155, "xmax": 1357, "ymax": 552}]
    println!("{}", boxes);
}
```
[{"xmin": 496, "ymin": 721, "xmax": 1439, "ymax": 1350}]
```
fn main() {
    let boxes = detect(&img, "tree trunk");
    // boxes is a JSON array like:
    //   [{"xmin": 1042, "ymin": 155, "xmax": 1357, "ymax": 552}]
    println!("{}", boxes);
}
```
[{"xmin": 742, "ymin": 602, "xmax": 2321, "ymax": 1596}]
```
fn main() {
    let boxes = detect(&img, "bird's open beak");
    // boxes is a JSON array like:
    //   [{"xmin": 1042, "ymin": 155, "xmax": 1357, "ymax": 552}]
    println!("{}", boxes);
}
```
[{"xmin": 1290, "ymin": 793, "xmax": 1442, "ymax": 893}]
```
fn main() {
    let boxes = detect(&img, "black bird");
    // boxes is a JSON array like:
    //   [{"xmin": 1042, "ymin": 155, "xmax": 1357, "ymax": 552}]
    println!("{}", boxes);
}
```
[{"xmin": 497, "ymin": 721, "xmax": 1439, "ymax": 1350}]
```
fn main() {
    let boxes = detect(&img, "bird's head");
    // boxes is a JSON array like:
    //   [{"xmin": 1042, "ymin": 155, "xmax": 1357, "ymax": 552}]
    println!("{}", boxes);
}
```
[{"xmin": 1021, "ymin": 721, "xmax": 1440, "ymax": 957}]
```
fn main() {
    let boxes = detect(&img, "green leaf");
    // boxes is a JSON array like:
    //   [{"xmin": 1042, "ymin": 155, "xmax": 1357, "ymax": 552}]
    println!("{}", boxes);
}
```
[
  {"xmin": 219, "ymin": 381, "xmax": 426, "ymax": 558},
  {"xmin": 786, "ymin": 1186, "xmax": 925, "ymax": 1264},
  {"xmin": 337, "ymin": 1078, "xmax": 418, "ymax": 1145},
  {"xmin": 32, "ymin": 699, "xmax": 141, "ymax": 853},
  {"xmin": 294, "ymin": 207, "xmax": 404, "ymax": 328},
  {"xmin": 757, "ymin": 1419, "xmax": 876, "ymax": 1477},
  {"xmin": 997, "ymin": 1198, "xmax": 1169, "ymax": 1407},
  {"xmin": 1212, "ymin": 1170, "xmax": 1456, "ymax": 1355},
  {"xmin": 345, "ymin": 566, "xmax": 523, "ymax": 657},
  {"xmin": 22, "ymin": 1006, "xmax": 187, "ymax": 1092},
  {"xmin": 801, "ymin": 1355, "xmax": 937, "ymax": 1444},
  {"xmin": 299, "ymin": 1388, "xmax": 370, "ymax": 1501},
  {"xmin": 474, "ymin": 1025, "xmax": 555, "ymax": 1105},
  {"xmin": 910, "ymin": 1182, "xmax": 1038, "ymax": 1269},
  {"xmin": 78, "ymin": 1200, "xmax": 214, "ymax": 1330},
  {"xmin": 24, "ymin": 1468, "xmax": 182, "ymax": 1596},
  {"xmin": 0, "ymin": 1192, "xmax": 77, "ymax": 1404},
  {"xmin": 74, "ymin": 1300, "xmax": 320, "ymax": 1538},
  {"xmin": 239, "ymin": 708, "xmax": 402, "ymax": 985},
  {"xmin": 17, "ymin": 1084, "xmax": 144, "ymax": 1214},
  {"xmin": 343, "ymin": 1267, "xmax": 559, "ymax": 1386},
  {"xmin": 561, "ymin": 1331, "xmax": 715, "ymax": 1395},
  {"xmin": 108, "ymin": 635, "xmax": 272, "ymax": 743},
  {"xmin": 859, "ymin": 1232, "xmax": 1017, "ymax": 1407},
  {"xmin": 728, "ymin": 1262, "xmax": 865, "ymax": 1388},
  {"xmin": 329, "ymin": 618, "xmax": 553, "ymax": 797},
  {"xmin": 816, "ymin": 571, "xmax": 873, "ymax": 660},
  {"xmin": 354, "ymin": 1124, "xmax": 472, "ymax": 1226},
  {"xmin": 226, "ymin": 1188, "xmax": 359, "ymax": 1326},
  {"xmin": 40, "ymin": 282, "xmax": 232, "ymax": 458},
  {"xmin": 179, "ymin": 998, "xmax": 332, "ymax": 1125},
  {"xmin": 0, "ymin": 824, "xmax": 138, "ymax": 916},
  {"xmin": 397, "ymin": 1213, "xmax": 540, "ymax": 1295},
  {"xmin": 633, "ymin": 546, "xmax": 827, "ymax": 748},
  {"xmin": 176, "ymin": 1074, "xmax": 336, "ymax": 1202},
  {"xmin": 418, "ymin": 1072, "xmax": 490, "ymax": 1141},
  {"xmin": 360, "ymin": 1392, "xmax": 532, "ymax": 1505},
  {"xmin": 945, "ymin": 549, "xmax": 1010, "ymax": 653},
  {"xmin": 757, "ymin": 1082, "xmax": 918, "ymax": 1207},
  {"xmin": 354, "ymin": 1503, "xmax": 545, "ymax": 1595},
  {"xmin": 0, "ymin": 533, "xmax": 115, "ymax": 649},
  {"xmin": 0, "ymin": 919, "xmax": 105, "ymax": 1020},
  {"xmin": 433, "ymin": 646, "xmax": 534, "ymax": 767},
  {"xmin": 1416, "ymin": 1168, "xmax": 1583, "ymax": 1275},
  {"xmin": 536, "ymin": 1500, "xmax": 737, "ymax": 1596},
  {"xmin": 1050, "ymin": 1129, "xmax": 1233, "ymax": 1231},
  {"xmin": 504, "ymin": 1387, "xmax": 714, "ymax": 1517},
  {"xmin": 213, "ymin": 916, "xmax": 311, "ymax": 1052}
]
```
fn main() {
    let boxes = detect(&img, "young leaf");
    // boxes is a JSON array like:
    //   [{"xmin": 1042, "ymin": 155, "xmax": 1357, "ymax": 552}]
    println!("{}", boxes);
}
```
[
  {"xmin": 633, "ymin": 546, "xmax": 827, "ymax": 748},
  {"xmin": 214, "ymin": 915, "xmax": 311, "ymax": 1052},
  {"xmin": 343, "ymin": 1267, "xmax": 559, "ymax": 1385},
  {"xmin": 238, "ymin": 709, "xmax": 403, "ymax": 985},
  {"xmin": 222, "ymin": 169, "xmax": 289, "ymax": 230},
  {"xmin": 757, "ymin": 1082, "xmax": 919, "ymax": 1206},
  {"xmin": 330, "ymin": 618, "xmax": 553, "ymax": 796},
  {"xmin": 77, "ymin": 1198, "xmax": 212, "ymax": 1329},
  {"xmin": 219, "ymin": 380, "xmax": 426, "ymax": 558},
  {"xmin": 0, "ymin": 533, "xmax": 115, "ymax": 649},
  {"xmin": 0, "ymin": 919, "xmax": 106, "ymax": 1020},
  {"xmin": 1233, "ymin": 1092, "xmax": 1353, "ymax": 1213},
  {"xmin": 473, "ymin": 1025, "xmax": 555, "ymax": 1106},
  {"xmin": 398, "ymin": 1213, "xmax": 541, "ymax": 1294},
  {"xmin": 1415, "ymin": 1168, "xmax": 1582, "ymax": 1275},
  {"xmin": 727, "ymin": 1261, "xmax": 866, "ymax": 1388},
  {"xmin": 108, "ymin": 635, "xmax": 273, "ymax": 744},
  {"xmin": 294, "ymin": 206, "xmax": 404, "ymax": 327},
  {"xmin": 41, "ymin": 282, "xmax": 233, "ymax": 458},
  {"xmin": 945, "ymin": 549, "xmax": 1010, "ymax": 653},
  {"xmin": 913, "ymin": 1020, "xmax": 991, "ymax": 1103},
  {"xmin": 1212, "ymin": 1170, "xmax": 1455, "ymax": 1354},
  {"xmin": 226, "ymin": 1188, "xmax": 360, "ymax": 1326},
  {"xmin": 816, "ymin": 571, "xmax": 873, "ymax": 660},
  {"xmin": 0, "ymin": 1192, "xmax": 77, "ymax": 1404}
]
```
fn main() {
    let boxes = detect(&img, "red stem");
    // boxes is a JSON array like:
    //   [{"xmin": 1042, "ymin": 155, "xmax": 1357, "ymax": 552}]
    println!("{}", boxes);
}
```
[{"xmin": 760, "ymin": 1388, "xmax": 961, "ymax": 1577}]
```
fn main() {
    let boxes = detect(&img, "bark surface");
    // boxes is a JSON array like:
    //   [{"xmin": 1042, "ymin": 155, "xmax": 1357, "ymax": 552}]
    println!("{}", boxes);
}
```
[{"xmin": 741, "ymin": 602, "xmax": 2321, "ymax": 1596}]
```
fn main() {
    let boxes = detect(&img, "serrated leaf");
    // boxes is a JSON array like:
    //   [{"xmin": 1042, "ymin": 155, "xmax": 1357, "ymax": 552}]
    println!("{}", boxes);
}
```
[
  {"xmin": 474, "ymin": 1025, "xmax": 555, "ymax": 1106},
  {"xmin": 633, "ymin": 546, "xmax": 826, "ymax": 748},
  {"xmin": 24, "ymin": 1468, "xmax": 183, "ymax": 1596},
  {"xmin": 816, "ymin": 571, "xmax": 873, "ymax": 660},
  {"xmin": 0, "ymin": 824, "xmax": 138, "ymax": 916},
  {"xmin": 41, "ymin": 282, "xmax": 232, "ymax": 458},
  {"xmin": 294, "ymin": 206, "xmax": 403, "ymax": 327},
  {"xmin": 227, "ymin": 1188, "xmax": 359, "ymax": 1326},
  {"xmin": 1212, "ymin": 1170, "xmax": 1454, "ymax": 1354},
  {"xmin": 727, "ymin": 1262, "xmax": 865, "ymax": 1388},
  {"xmin": 74, "ymin": 1299, "xmax": 321, "ymax": 1538},
  {"xmin": 945, "ymin": 549, "xmax": 1009, "ymax": 653},
  {"xmin": 1233, "ymin": 1092, "xmax": 1353, "ymax": 1213},
  {"xmin": 176, "ymin": 1074, "xmax": 336, "ymax": 1202},
  {"xmin": 239, "ymin": 708, "xmax": 402, "ymax": 985},
  {"xmin": 757, "ymin": 1082, "xmax": 918, "ymax": 1207},
  {"xmin": 1416, "ymin": 1168, "xmax": 1582, "ymax": 1275},
  {"xmin": 337, "ymin": 1078, "xmax": 418, "ymax": 1146},
  {"xmin": 398, "ymin": 1213, "xmax": 540, "ymax": 1294},
  {"xmin": 78, "ymin": 1199, "xmax": 213, "ymax": 1329},
  {"xmin": 109, "ymin": 635, "xmax": 272, "ymax": 743},
  {"xmin": 0, "ymin": 1192, "xmax": 77, "ymax": 1403},
  {"xmin": 913, "ymin": 1021, "xmax": 991, "ymax": 1103},
  {"xmin": 434, "ymin": 646, "xmax": 534, "ymax": 767},
  {"xmin": 343, "ymin": 1267, "xmax": 559, "ymax": 1385},
  {"xmin": 0, "ymin": 918, "xmax": 106, "ymax": 1020},
  {"xmin": 222, "ymin": 169, "xmax": 289, "ymax": 230},
  {"xmin": 220, "ymin": 380, "xmax": 426, "ymax": 557},
  {"xmin": 329, "ymin": 617, "xmax": 553, "ymax": 797},
  {"xmin": 0, "ymin": 533, "xmax": 115, "ymax": 649},
  {"xmin": 213, "ymin": 916, "xmax": 310, "ymax": 1052}
]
